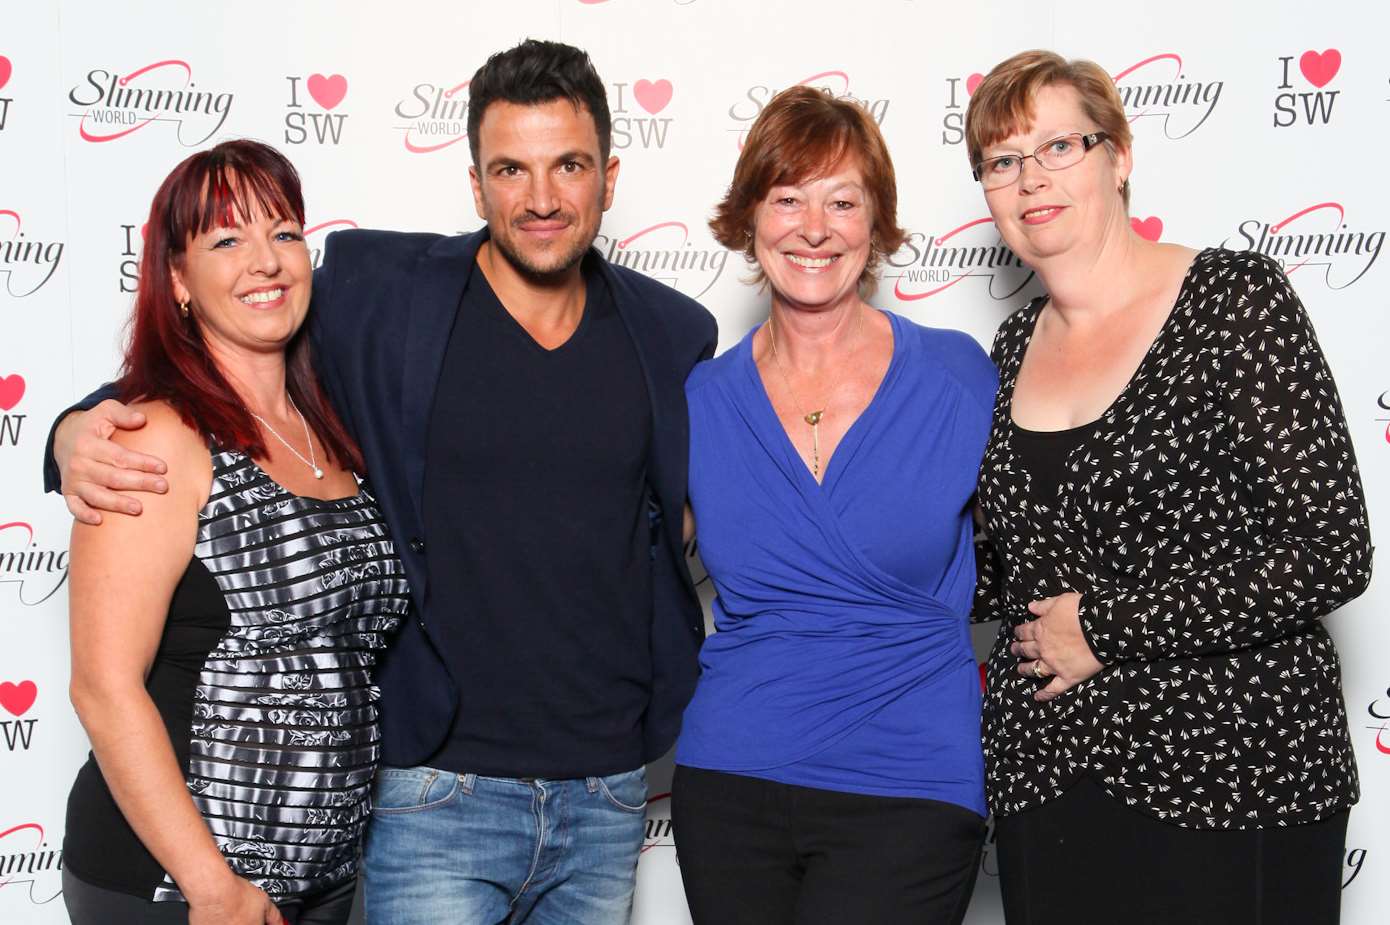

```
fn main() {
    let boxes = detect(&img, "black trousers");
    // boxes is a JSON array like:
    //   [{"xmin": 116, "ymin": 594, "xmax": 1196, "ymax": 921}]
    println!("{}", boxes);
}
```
[
  {"xmin": 996, "ymin": 776, "xmax": 1349, "ymax": 925},
  {"xmin": 62, "ymin": 869, "xmax": 357, "ymax": 925},
  {"xmin": 672, "ymin": 765, "xmax": 986, "ymax": 925}
]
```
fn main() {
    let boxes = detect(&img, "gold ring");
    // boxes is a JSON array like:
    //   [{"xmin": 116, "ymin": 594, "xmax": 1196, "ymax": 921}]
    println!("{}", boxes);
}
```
[{"xmin": 1031, "ymin": 661, "xmax": 1046, "ymax": 679}]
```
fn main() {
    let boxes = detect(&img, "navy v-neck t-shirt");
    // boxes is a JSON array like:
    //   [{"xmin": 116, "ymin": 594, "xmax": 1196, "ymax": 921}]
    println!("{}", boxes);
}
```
[{"xmin": 422, "ymin": 260, "xmax": 654, "ymax": 778}]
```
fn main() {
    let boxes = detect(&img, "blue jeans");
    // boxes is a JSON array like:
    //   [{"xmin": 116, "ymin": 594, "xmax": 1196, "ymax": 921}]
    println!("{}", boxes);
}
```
[{"xmin": 363, "ymin": 764, "xmax": 648, "ymax": 924}]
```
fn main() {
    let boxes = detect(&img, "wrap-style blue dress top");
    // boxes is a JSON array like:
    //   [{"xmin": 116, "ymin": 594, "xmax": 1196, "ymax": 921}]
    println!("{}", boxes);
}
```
[{"xmin": 676, "ymin": 311, "xmax": 997, "ymax": 815}]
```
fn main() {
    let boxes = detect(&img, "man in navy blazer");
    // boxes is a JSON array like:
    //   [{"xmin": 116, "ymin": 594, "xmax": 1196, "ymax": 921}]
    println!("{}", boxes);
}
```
[{"xmin": 49, "ymin": 40, "xmax": 715, "ymax": 924}]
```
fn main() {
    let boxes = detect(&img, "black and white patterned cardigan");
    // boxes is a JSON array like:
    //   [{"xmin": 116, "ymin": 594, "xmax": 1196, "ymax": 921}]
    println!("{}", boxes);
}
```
[{"xmin": 974, "ymin": 247, "xmax": 1373, "ymax": 829}]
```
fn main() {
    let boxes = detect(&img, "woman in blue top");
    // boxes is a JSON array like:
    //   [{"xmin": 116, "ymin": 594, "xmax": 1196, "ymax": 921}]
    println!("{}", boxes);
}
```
[{"xmin": 672, "ymin": 86, "xmax": 997, "ymax": 925}]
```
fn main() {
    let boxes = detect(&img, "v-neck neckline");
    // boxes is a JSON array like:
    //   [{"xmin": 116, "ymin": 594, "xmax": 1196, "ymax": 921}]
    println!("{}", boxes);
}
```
[
  {"xmin": 743, "ymin": 309, "xmax": 903, "ymax": 491},
  {"xmin": 476, "ymin": 263, "xmax": 596, "ymax": 355}
]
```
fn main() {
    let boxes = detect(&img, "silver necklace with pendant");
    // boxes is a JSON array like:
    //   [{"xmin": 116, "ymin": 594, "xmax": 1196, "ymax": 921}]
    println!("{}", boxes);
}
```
[{"xmin": 249, "ymin": 393, "xmax": 323, "ymax": 479}]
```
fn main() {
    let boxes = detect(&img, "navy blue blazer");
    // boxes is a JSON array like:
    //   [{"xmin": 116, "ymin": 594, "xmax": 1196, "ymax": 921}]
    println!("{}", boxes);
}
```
[{"xmin": 47, "ymin": 226, "xmax": 718, "ymax": 770}]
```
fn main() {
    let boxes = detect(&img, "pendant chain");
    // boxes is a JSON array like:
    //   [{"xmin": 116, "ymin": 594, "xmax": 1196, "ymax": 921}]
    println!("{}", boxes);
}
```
[
  {"xmin": 766, "ymin": 306, "xmax": 863, "ymax": 480},
  {"xmin": 249, "ymin": 393, "xmax": 324, "ymax": 479}
]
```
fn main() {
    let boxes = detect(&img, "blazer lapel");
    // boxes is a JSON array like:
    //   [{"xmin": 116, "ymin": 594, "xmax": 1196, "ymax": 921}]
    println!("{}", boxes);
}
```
[{"xmin": 400, "ymin": 230, "xmax": 486, "ymax": 526}]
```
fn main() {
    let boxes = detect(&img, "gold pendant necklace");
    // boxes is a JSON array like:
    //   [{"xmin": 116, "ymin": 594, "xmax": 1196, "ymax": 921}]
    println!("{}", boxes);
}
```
[{"xmin": 766, "ymin": 307, "xmax": 862, "ymax": 480}]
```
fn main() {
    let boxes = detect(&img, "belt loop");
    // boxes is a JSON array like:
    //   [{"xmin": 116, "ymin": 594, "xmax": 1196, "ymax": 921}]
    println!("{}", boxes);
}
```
[
  {"xmin": 460, "ymin": 773, "xmax": 477, "ymax": 795},
  {"xmin": 586, "ymin": 776, "xmax": 600, "ymax": 794}
]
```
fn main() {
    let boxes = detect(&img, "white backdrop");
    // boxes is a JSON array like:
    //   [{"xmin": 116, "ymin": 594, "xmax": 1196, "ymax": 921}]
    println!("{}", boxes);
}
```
[{"xmin": 1, "ymin": 1, "xmax": 1386, "ymax": 922}]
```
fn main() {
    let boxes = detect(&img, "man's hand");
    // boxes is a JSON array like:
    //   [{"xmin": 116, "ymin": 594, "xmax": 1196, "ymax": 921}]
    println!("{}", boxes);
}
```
[{"xmin": 57, "ymin": 399, "xmax": 169, "ymax": 524}]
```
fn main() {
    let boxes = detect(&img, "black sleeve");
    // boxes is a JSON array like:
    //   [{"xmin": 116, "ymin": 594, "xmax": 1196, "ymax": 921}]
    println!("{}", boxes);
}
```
[
  {"xmin": 970, "ymin": 322, "xmax": 1010, "ymax": 625},
  {"xmin": 698, "ymin": 310, "xmax": 718, "ymax": 364},
  {"xmin": 1079, "ymin": 256, "xmax": 1373, "ymax": 663},
  {"xmin": 306, "ymin": 236, "xmax": 350, "ymax": 429},
  {"xmin": 42, "ymin": 382, "xmax": 120, "ymax": 494}
]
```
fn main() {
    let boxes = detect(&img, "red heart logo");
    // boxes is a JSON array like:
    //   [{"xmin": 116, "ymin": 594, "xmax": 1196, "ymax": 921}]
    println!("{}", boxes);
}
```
[
  {"xmin": 633, "ymin": 78, "xmax": 673, "ymax": 115},
  {"xmin": 307, "ymin": 73, "xmax": 348, "ymax": 110},
  {"xmin": 1299, "ymin": 49, "xmax": 1340, "ymax": 89},
  {"xmin": 0, "ymin": 56, "xmax": 11, "ymax": 92},
  {"xmin": 0, "ymin": 680, "xmax": 36, "ymax": 717},
  {"xmin": 0, "ymin": 374, "xmax": 24, "ymax": 411},
  {"xmin": 966, "ymin": 72, "xmax": 984, "ymax": 96},
  {"xmin": 1130, "ymin": 216, "xmax": 1163, "ymax": 242}
]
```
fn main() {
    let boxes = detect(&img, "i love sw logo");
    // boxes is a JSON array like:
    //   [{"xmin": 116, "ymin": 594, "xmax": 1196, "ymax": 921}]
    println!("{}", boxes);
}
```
[
  {"xmin": 610, "ymin": 78, "xmax": 675, "ymax": 150},
  {"xmin": 1274, "ymin": 49, "xmax": 1342, "ymax": 127},
  {"xmin": 284, "ymin": 71, "xmax": 349, "ymax": 145},
  {"xmin": 0, "ymin": 373, "xmax": 25, "ymax": 448},
  {"xmin": 0, "ymin": 53, "xmax": 13, "ymax": 132},
  {"xmin": 0, "ymin": 679, "xmax": 38, "ymax": 752}
]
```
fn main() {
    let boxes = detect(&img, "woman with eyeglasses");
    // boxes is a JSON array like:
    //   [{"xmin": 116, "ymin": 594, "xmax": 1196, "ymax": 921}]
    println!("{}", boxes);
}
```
[{"xmin": 966, "ymin": 50, "xmax": 1371, "ymax": 924}]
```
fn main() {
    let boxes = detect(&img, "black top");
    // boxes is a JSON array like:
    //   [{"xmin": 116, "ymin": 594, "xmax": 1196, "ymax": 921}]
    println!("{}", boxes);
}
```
[
  {"xmin": 974, "ymin": 248, "xmax": 1372, "ymax": 829},
  {"xmin": 422, "ymin": 262, "xmax": 654, "ymax": 777},
  {"xmin": 1009, "ymin": 420, "xmax": 1094, "ymax": 501},
  {"xmin": 65, "ymin": 451, "xmax": 408, "ymax": 901}
]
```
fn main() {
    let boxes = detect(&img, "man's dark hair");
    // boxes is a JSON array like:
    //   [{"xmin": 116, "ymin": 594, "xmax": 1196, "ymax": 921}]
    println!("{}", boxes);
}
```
[{"xmin": 467, "ymin": 39, "xmax": 612, "ymax": 165}]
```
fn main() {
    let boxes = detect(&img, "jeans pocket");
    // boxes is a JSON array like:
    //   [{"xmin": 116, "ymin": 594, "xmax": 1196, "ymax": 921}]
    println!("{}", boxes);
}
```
[
  {"xmin": 371, "ymin": 766, "xmax": 460, "ymax": 815},
  {"xmin": 597, "ymin": 767, "xmax": 649, "ymax": 814}
]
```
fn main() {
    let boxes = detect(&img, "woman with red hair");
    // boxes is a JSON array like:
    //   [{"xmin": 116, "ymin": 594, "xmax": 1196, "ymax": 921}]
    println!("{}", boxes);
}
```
[{"xmin": 61, "ymin": 141, "xmax": 409, "ymax": 925}]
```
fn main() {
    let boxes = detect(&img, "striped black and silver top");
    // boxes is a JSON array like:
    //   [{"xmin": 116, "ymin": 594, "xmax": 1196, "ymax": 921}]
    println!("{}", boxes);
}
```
[{"xmin": 64, "ymin": 448, "xmax": 409, "ymax": 903}]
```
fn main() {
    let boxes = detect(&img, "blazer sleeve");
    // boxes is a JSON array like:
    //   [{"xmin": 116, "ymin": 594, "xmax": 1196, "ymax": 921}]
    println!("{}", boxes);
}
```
[
  {"xmin": 1079, "ymin": 256, "xmax": 1373, "ymax": 663},
  {"xmin": 42, "ymin": 382, "xmax": 120, "ymax": 494},
  {"xmin": 306, "ymin": 233, "xmax": 354, "ymax": 437}
]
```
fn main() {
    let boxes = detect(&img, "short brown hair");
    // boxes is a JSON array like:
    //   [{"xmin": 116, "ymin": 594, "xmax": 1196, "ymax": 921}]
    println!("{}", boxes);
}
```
[
  {"xmin": 965, "ymin": 50, "xmax": 1133, "ymax": 206},
  {"xmin": 709, "ymin": 86, "xmax": 906, "ymax": 288}
]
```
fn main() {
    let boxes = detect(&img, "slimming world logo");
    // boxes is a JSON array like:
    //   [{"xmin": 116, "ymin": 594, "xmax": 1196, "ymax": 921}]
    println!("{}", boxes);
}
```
[
  {"xmin": 1367, "ymin": 684, "xmax": 1390, "ymax": 757},
  {"xmin": 1223, "ymin": 202, "xmax": 1385, "ymax": 289},
  {"xmin": 1111, "ymin": 53, "xmax": 1223, "ymax": 139},
  {"xmin": 884, "ymin": 217, "xmax": 1033, "ymax": 302},
  {"xmin": 0, "ymin": 823, "xmax": 61, "ymax": 904},
  {"xmin": 0, "ymin": 211, "xmax": 64, "ymax": 298},
  {"xmin": 593, "ymin": 222, "xmax": 729, "ymax": 299},
  {"xmin": 641, "ymin": 792, "xmax": 674, "ymax": 854},
  {"xmin": 68, "ymin": 60, "xmax": 233, "ymax": 145},
  {"xmin": 0, "ymin": 521, "xmax": 68, "ymax": 606},
  {"xmin": 393, "ymin": 78, "xmax": 471, "ymax": 153},
  {"xmin": 728, "ymin": 70, "xmax": 889, "ymax": 148}
]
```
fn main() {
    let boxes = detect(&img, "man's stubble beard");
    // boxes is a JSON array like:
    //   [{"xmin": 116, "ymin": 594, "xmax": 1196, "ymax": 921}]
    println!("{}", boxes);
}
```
[
  {"xmin": 491, "ymin": 224, "xmax": 593, "ymax": 283},
  {"xmin": 485, "ymin": 185, "xmax": 606, "ymax": 284}
]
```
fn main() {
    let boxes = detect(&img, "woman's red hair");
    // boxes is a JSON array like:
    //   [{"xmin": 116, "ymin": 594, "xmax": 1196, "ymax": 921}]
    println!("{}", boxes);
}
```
[{"xmin": 117, "ymin": 140, "xmax": 363, "ymax": 473}]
